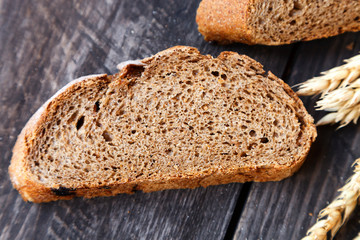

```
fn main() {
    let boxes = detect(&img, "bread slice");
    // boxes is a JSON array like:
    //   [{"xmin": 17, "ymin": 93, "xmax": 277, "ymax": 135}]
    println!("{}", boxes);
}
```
[
  {"xmin": 9, "ymin": 46, "xmax": 316, "ymax": 202},
  {"xmin": 196, "ymin": 0, "xmax": 360, "ymax": 45}
]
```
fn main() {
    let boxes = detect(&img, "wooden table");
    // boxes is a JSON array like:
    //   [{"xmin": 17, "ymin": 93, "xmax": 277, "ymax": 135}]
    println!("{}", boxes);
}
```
[{"xmin": 1, "ymin": 1, "xmax": 359, "ymax": 239}]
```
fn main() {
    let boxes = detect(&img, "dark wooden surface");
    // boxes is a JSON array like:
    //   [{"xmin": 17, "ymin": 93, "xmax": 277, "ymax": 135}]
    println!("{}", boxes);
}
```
[{"xmin": 0, "ymin": 1, "xmax": 359, "ymax": 239}]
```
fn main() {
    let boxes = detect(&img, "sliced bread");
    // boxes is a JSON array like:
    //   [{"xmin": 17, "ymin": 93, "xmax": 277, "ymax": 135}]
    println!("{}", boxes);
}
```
[
  {"xmin": 196, "ymin": 0, "xmax": 360, "ymax": 45},
  {"xmin": 9, "ymin": 46, "xmax": 317, "ymax": 202}
]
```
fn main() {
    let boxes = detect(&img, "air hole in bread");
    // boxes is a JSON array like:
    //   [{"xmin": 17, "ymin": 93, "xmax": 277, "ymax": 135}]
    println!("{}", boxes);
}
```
[
  {"xmin": 115, "ymin": 108, "xmax": 125, "ymax": 117},
  {"xmin": 135, "ymin": 115, "xmax": 142, "ymax": 122},
  {"xmin": 165, "ymin": 148, "xmax": 173, "ymax": 155},
  {"xmin": 126, "ymin": 65, "xmax": 145, "ymax": 78},
  {"xmin": 296, "ymin": 131, "xmax": 303, "ymax": 145},
  {"xmin": 94, "ymin": 101, "xmax": 100, "ymax": 112},
  {"xmin": 260, "ymin": 137, "xmax": 269, "ymax": 143},
  {"xmin": 211, "ymin": 71, "xmax": 219, "ymax": 77},
  {"xmin": 266, "ymin": 93, "xmax": 274, "ymax": 101},
  {"xmin": 249, "ymin": 130, "xmax": 256, "ymax": 137},
  {"xmin": 76, "ymin": 116, "xmax": 85, "ymax": 130},
  {"xmin": 67, "ymin": 111, "xmax": 78, "ymax": 124},
  {"xmin": 247, "ymin": 143, "xmax": 257, "ymax": 150},
  {"xmin": 40, "ymin": 128, "xmax": 46, "ymax": 137},
  {"xmin": 96, "ymin": 121, "xmax": 102, "ymax": 128},
  {"xmin": 102, "ymin": 131, "xmax": 113, "ymax": 142}
]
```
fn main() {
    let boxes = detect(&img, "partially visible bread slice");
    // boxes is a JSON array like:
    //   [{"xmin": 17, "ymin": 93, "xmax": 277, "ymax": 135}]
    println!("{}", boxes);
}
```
[
  {"xmin": 196, "ymin": 0, "xmax": 360, "ymax": 45},
  {"xmin": 9, "ymin": 46, "xmax": 316, "ymax": 203}
]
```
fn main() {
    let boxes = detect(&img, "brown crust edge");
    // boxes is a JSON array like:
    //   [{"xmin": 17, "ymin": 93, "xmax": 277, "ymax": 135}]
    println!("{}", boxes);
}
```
[
  {"xmin": 9, "ymin": 74, "xmax": 109, "ymax": 202},
  {"xmin": 8, "ymin": 46, "xmax": 317, "ymax": 203}
]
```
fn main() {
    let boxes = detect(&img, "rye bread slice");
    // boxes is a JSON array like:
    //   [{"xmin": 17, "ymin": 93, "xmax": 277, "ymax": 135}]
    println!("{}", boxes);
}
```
[
  {"xmin": 9, "ymin": 46, "xmax": 316, "ymax": 202},
  {"xmin": 196, "ymin": 0, "xmax": 360, "ymax": 45}
]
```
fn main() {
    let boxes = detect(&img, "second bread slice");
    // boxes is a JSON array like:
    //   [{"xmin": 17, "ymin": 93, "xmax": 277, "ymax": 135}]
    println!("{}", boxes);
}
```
[
  {"xmin": 9, "ymin": 46, "xmax": 317, "ymax": 202},
  {"xmin": 196, "ymin": 0, "xmax": 360, "ymax": 45}
]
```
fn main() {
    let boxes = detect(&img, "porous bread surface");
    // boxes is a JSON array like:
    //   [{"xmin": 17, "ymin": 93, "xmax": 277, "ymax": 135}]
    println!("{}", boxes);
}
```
[
  {"xmin": 196, "ymin": 0, "xmax": 360, "ymax": 45},
  {"xmin": 9, "ymin": 46, "xmax": 316, "ymax": 202},
  {"xmin": 249, "ymin": 0, "xmax": 360, "ymax": 45}
]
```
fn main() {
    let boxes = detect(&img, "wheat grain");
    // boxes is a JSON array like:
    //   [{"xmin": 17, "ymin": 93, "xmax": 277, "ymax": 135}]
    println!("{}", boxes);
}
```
[{"xmin": 302, "ymin": 158, "xmax": 360, "ymax": 240}]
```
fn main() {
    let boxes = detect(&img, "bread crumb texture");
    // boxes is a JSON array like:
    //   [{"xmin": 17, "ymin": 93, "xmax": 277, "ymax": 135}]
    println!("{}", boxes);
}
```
[{"xmin": 10, "ymin": 47, "xmax": 316, "ymax": 202}]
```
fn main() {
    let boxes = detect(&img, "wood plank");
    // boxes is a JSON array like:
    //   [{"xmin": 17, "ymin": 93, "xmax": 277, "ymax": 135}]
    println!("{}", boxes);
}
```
[
  {"xmin": 2, "ymin": 184, "xmax": 243, "ymax": 239},
  {"xmin": 234, "ymin": 32, "xmax": 360, "ymax": 239},
  {"xmin": 0, "ymin": 0, "xmax": 297, "ymax": 239}
]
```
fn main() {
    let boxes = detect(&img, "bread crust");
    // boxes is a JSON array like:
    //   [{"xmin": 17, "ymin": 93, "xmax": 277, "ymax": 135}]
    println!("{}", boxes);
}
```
[
  {"xmin": 196, "ymin": 0, "xmax": 254, "ymax": 44},
  {"xmin": 196, "ymin": 0, "xmax": 360, "ymax": 45},
  {"xmin": 9, "ymin": 46, "xmax": 316, "ymax": 203},
  {"xmin": 9, "ymin": 74, "xmax": 109, "ymax": 202}
]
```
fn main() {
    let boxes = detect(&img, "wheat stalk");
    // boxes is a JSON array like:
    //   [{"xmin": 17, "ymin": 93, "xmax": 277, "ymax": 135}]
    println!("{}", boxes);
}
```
[
  {"xmin": 302, "ymin": 158, "xmax": 360, "ymax": 240},
  {"xmin": 297, "ymin": 53, "xmax": 360, "ymax": 128}
]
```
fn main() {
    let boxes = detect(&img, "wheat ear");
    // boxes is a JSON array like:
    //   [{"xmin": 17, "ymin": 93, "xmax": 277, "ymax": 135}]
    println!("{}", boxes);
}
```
[
  {"xmin": 297, "ymin": 53, "xmax": 360, "ymax": 128},
  {"xmin": 297, "ymin": 54, "xmax": 360, "ymax": 96},
  {"xmin": 302, "ymin": 158, "xmax": 360, "ymax": 240},
  {"xmin": 315, "ymin": 79, "xmax": 360, "ymax": 128}
]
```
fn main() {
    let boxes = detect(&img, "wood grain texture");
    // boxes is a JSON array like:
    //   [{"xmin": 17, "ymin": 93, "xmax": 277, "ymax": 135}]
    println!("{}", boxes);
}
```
[{"xmin": 1, "ymin": 0, "xmax": 359, "ymax": 239}]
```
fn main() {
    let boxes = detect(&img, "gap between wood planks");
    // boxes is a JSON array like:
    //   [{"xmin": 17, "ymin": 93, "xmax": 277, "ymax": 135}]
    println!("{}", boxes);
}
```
[{"xmin": 223, "ymin": 182, "xmax": 252, "ymax": 240}]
